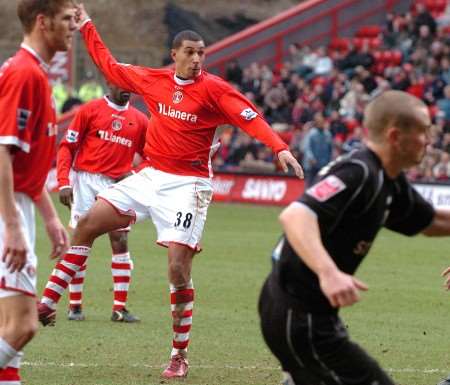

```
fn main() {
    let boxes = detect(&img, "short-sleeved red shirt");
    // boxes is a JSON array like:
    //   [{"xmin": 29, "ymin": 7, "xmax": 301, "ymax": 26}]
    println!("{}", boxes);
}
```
[{"xmin": 0, "ymin": 44, "xmax": 57, "ymax": 201}]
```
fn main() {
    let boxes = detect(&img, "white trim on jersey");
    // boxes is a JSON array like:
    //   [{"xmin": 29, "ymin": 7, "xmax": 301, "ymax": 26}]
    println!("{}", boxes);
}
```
[
  {"xmin": 20, "ymin": 43, "xmax": 50, "ymax": 72},
  {"xmin": 173, "ymin": 74, "xmax": 197, "ymax": 85},
  {"xmin": 0, "ymin": 136, "xmax": 30, "ymax": 153},
  {"xmin": 103, "ymin": 96, "xmax": 129, "ymax": 111}
]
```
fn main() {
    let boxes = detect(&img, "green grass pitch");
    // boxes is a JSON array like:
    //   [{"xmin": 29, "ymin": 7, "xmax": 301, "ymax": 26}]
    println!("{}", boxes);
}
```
[{"xmin": 24, "ymin": 196, "xmax": 449, "ymax": 384}]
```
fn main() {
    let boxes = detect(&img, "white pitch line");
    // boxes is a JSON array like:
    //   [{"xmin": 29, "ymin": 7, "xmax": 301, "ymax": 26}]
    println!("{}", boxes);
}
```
[{"xmin": 21, "ymin": 361, "xmax": 448, "ymax": 374}]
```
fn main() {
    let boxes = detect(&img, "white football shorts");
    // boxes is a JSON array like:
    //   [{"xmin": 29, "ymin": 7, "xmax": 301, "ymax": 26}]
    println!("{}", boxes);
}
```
[
  {"xmin": 97, "ymin": 167, "xmax": 213, "ymax": 252},
  {"xmin": 0, "ymin": 193, "xmax": 37, "ymax": 297},
  {"xmin": 71, "ymin": 171, "xmax": 130, "ymax": 231}
]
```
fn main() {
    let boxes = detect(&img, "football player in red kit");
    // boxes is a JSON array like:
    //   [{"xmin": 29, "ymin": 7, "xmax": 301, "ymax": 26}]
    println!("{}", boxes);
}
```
[
  {"xmin": 0, "ymin": 1, "xmax": 75, "ymax": 383},
  {"xmin": 57, "ymin": 82, "xmax": 148, "ymax": 322},
  {"xmin": 39, "ymin": 3, "xmax": 303, "ymax": 379}
]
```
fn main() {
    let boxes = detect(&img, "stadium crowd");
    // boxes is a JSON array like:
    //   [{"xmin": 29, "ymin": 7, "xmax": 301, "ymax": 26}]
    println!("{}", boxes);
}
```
[{"xmin": 213, "ymin": 2, "xmax": 450, "ymax": 184}]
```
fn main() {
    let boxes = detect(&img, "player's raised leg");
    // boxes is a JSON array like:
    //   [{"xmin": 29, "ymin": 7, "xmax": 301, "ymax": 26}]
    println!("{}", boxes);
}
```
[
  {"xmin": 38, "ymin": 199, "xmax": 132, "ymax": 326},
  {"xmin": 109, "ymin": 230, "xmax": 139, "ymax": 323}
]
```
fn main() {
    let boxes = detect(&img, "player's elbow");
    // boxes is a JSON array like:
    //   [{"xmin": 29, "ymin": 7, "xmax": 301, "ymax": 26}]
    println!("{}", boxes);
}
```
[{"xmin": 279, "ymin": 205, "xmax": 296, "ymax": 231}]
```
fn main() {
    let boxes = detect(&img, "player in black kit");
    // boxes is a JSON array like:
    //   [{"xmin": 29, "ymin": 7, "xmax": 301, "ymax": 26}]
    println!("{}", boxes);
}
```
[{"xmin": 259, "ymin": 90, "xmax": 450, "ymax": 385}]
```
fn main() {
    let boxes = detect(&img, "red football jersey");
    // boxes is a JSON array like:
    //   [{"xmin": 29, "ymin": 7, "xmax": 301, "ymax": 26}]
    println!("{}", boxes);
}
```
[
  {"xmin": 57, "ymin": 96, "xmax": 148, "ymax": 188},
  {"xmin": 80, "ymin": 21, "xmax": 288, "ymax": 177},
  {"xmin": 0, "ymin": 45, "xmax": 57, "ymax": 201}
]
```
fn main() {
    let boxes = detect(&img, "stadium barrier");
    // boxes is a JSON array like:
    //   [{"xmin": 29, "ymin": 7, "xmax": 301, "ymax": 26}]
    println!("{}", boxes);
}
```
[
  {"xmin": 414, "ymin": 183, "xmax": 450, "ymax": 209},
  {"xmin": 213, "ymin": 172, "xmax": 305, "ymax": 206}
]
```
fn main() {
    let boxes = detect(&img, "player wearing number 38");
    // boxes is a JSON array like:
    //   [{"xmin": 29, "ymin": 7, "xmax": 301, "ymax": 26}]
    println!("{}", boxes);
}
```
[{"xmin": 38, "ymin": 2, "xmax": 304, "ymax": 380}]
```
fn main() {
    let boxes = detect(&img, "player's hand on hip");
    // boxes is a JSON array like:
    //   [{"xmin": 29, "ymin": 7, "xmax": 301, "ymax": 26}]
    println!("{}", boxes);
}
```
[
  {"xmin": 59, "ymin": 187, "xmax": 73, "ymax": 209},
  {"xmin": 278, "ymin": 150, "xmax": 304, "ymax": 179},
  {"xmin": 45, "ymin": 218, "xmax": 70, "ymax": 260},
  {"xmin": 319, "ymin": 268, "xmax": 368, "ymax": 308},
  {"xmin": 74, "ymin": 3, "xmax": 90, "ymax": 27},
  {"xmin": 2, "ymin": 226, "xmax": 27, "ymax": 273},
  {"xmin": 442, "ymin": 266, "xmax": 450, "ymax": 290}
]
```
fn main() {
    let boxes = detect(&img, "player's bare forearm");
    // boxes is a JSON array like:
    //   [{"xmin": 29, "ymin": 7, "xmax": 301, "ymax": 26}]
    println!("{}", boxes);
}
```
[
  {"xmin": 36, "ymin": 190, "xmax": 69, "ymax": 259},
  {"xmin": 0, "ymin": 145, "xmax": 28, "ymax": 271},
  {"xmin": 35, "ymin": 189, "xmax": 60, "ymax": 224},
  {"xmin": 0, "ymin": 145, "xmax": 19, "ymax": 226},
  {"xmin": 279, "ymin": 202, "xmax": 367, "ymax": 307},
  {"xmin": 279, "ymin": 202, "xmax": 337, "ymax": 278},
  {"xmin": 422, "ymin": 209, "xmax": 450, "ymax": 236}
]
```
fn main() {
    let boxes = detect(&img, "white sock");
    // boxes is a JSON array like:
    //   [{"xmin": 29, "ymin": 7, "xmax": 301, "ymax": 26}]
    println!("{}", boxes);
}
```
[
  {"xmin": 0, "ymin": 339, "xmax": 17, "ymax": 369},
  {"xmin": 8, "ymin": 351, "xmax": 23, "ymax": 369}
]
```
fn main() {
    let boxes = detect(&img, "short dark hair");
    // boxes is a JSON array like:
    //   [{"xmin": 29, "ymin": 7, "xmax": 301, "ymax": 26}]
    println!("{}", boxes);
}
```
[
  {"xmin": 364, "ymin": 90, "xmax": 428, "ymax": 142},
  {"xmin": 17, "ymin": 0, "xmax": 74, "ymax": 33},
  {"xmin": 172, "ymin": 30, "xmax": 204, "ymax": 49}
]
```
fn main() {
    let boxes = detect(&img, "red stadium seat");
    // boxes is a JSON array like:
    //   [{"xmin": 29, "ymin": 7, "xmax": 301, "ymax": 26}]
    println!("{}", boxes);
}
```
[
  {"xmin": 329, "ymin": 37, "xmax": 350, "ymax": 52},
  {"xmin": 356, "ymin": 25, "xmax": 381, "ymax": 38},
  {"xmin": 373, "ymin": 51, "xmax": 382, "ymax": 62},
  {"xmin": 382, "ymin": 51, "xmax": 393, "ymax": 63},
  {"xmin": 369, "ymin": 37, "xmax": 381, "ymax": 49},
  {"xmin": 391, "ymin": 50, "xmax": 402, "ymax": 65}
]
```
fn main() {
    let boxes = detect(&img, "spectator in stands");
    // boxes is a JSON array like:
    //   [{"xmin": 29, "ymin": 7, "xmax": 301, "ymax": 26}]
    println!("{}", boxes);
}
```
[
  {"xmin": 415, "ymin": 25, "xmax": 435, "ymax": 50},
  {"xmin": 264, "ymin": 83, "xmax": 291, "ymax": 125},
  {"xmin": 227, "ymin": 132, "xmax": 259, "ymax": 167},
  {"xmin": 310, "ymin": 46, "xmax": 333, "ymax": 79},
  {"xmin": 296, "ymin": 45, "xmax": 317, "ymax": 78},
  {"xmin": 355, "ymin": 42, "xmax": 375, "ymax": 70},
  {"xmin": 414, "ymin": 3, "xmax": 437, "ymax": 36},
  {"xmin": 340, "ymin": 79, "xmax": 368, "ymax": 119},
  {"xmin": 328, "ymin": 110, "xmax": 348, "ymax": 142},
  {"xmin": 302, "ymin": 112, "xmax": 333, "ymax": 186},
  {"xmin": 432, "ymin": 151, "xmax": 450, "ymax": 180},
  {"xmin": 287, "ymin": 43, "xmax": 305, "ymax": 72},
  {"xmin": 342, "ymin": 125, "xmax": 364, "ymax": 153},
  {"xmin": 225, "ymin": 59, "xmax": 243, "ymax": 86},
  {"xmin": 355, "ymin": 66, "xmax": 378, "ymax": 94},
  {"xmin": 437, "ymin": 85, "xmax": 450, "ymax": 122}
]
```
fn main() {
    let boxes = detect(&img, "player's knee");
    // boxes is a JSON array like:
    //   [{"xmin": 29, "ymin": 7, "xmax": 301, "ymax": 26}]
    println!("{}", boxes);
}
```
[
  {"xmin": 4, "ymin": 318, "xmax": 38, "ymax": 346},
  {"xmin": 76, "ymin": 213, "xmax": 104, "ymax": 241},
  {"xmin": 110, "ymin": 232, "xmax": 128, "ymax": 253},
  {"xmin": 168, "ymin": 259, "xmax": 190, "ymax": 284}
]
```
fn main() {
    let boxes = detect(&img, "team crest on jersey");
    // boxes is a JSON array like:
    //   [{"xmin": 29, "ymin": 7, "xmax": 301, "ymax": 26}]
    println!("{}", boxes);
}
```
[
  {"xmin": 112, "ymin": 119, "xmax": 122, "ymax": 131},
  {"xmin": 306, "ymin": 175, "xmax": 346, "ymax": 202},
  {"xmin": 240, "ymin": 108, "xmax": 258, "ymax": 121},
  {"xmin": 172, "ymin": 90, "xmax": 184, "ymax": 104},
  {"xmin": 66, "ymin": 129, "xmax": 79, "ymax": 143},
  {"xmin": 26, "ymin": 265, "xmax": 36, "ymax": 278}
]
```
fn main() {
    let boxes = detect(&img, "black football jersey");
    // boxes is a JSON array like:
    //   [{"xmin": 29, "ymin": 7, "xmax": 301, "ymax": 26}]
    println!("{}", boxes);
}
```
[{"xmin": 270, "ymin": 147, "xmax": 435, "ymax": 313}]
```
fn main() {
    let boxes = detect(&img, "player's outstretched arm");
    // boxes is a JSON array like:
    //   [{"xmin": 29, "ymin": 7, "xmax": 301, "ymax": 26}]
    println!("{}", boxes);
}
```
[
  {"xmin": 279, "ymin": 202, "xmax": 368, "ymax": 307},
  {"xmin": 74, "ymin": 3, "xmax": 146, "ymax": 95},
  {"xmin": 278, "ymin": 150, "xmax": 304, "ymax": 179},
  {"xmin": 35, "ymin": 189, "xmax": 69, "ymax": 259},
  {"xmin": 442, "ymin": 267, "xmax": 450, "ymax": 290},
  {"xmin": 422, "ymin": 209, "xmax": 450, "ymax": 236}
]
